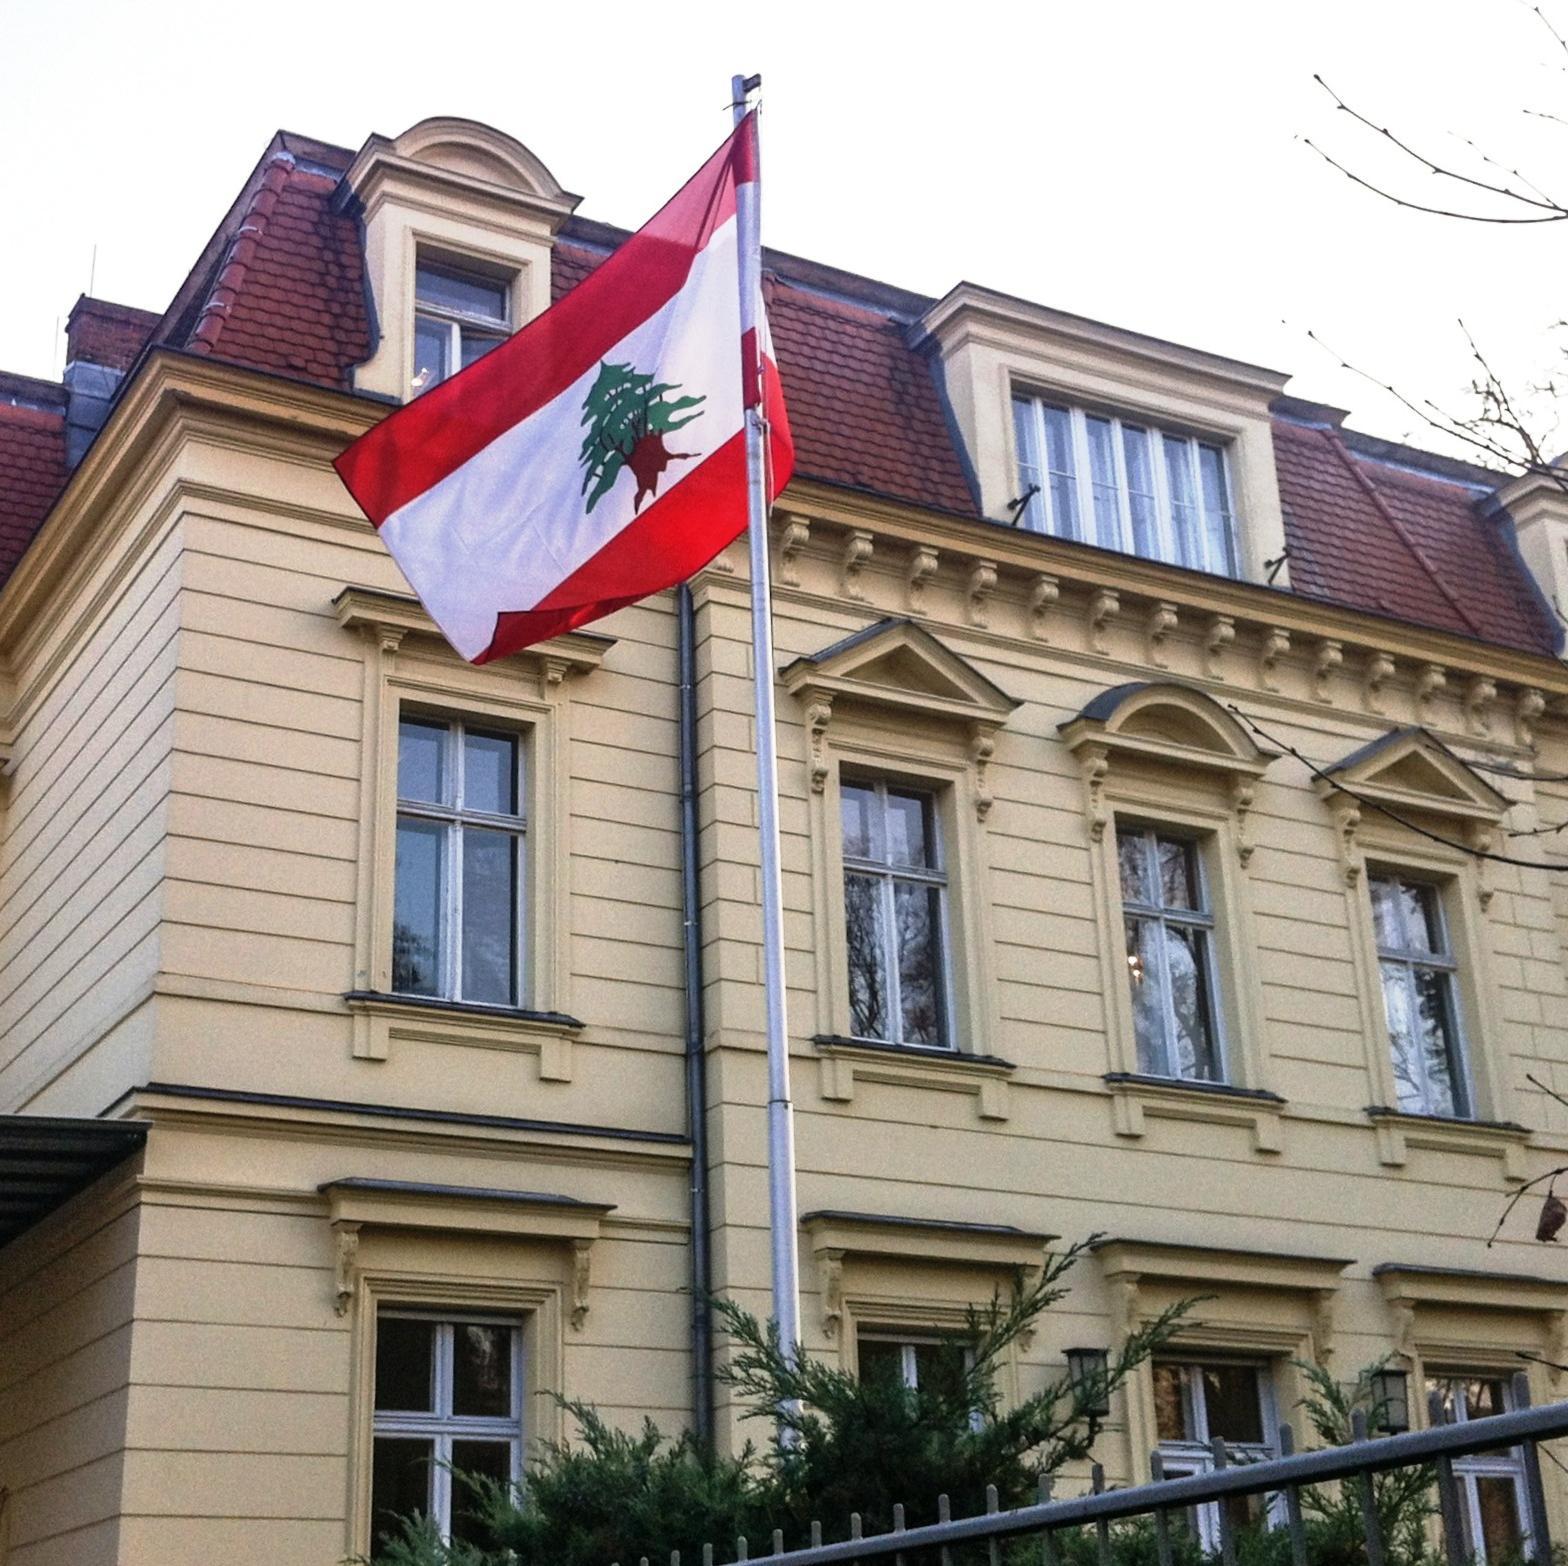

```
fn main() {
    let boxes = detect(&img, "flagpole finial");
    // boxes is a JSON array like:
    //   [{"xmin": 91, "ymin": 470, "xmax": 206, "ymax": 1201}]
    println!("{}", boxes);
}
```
[{"xmin": 730, "ymin": 73, "xmax": 762, "ymax": 121}]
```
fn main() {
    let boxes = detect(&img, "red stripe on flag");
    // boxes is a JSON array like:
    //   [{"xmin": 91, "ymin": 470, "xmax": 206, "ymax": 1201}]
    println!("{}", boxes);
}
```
[{"xmin": 335, "ymin": 113, "xmax": 760, "ymax": 527}]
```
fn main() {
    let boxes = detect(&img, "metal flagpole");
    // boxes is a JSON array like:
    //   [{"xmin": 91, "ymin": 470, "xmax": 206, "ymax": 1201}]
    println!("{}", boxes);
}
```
[{"xmin": 730, "ymin": 71, "xmax": 802, "ymax": 1363}]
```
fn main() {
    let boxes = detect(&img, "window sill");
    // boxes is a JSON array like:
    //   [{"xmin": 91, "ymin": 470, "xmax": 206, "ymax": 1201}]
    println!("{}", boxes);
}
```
[
  {"xmin": 1364, "ymin": 1106, "xmax": 1530, "ymax": 1180},
  {"xmin": 1103, "ymin": 1072, "xmax": 1285, "ymax": 1154},
  {"xmin": 344, "ymin": 991, "xmax": 584, "ymax": 1079},
  {"xmin": 812, "ymin": 1035, "xmax": 1016, "ymax": 1122}
]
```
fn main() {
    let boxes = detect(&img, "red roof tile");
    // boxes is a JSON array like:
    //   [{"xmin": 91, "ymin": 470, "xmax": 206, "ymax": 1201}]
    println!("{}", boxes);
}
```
[
  {"xmin": 1273, "ymin": 419, "xmax": 1555, "ymax": 655},
  {"xmin": 0, "ymin": 391, "xmax": 67, "ymax": 584}
]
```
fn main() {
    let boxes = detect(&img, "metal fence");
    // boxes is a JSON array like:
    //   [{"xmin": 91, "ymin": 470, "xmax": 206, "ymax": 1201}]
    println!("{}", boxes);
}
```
[{"xmin": 627, "ymin": 1372, "xmax": 1568, "ymax": 1566}]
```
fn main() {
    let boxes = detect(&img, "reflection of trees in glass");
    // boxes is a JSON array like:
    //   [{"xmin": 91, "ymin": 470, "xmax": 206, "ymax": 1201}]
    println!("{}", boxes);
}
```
[
  {"xmin": 392, "ymin": 921, "xmax": 438, "ymax": 994},
  {"xmin": 845, "ymin": 873, "xmax": 885, "ymax": 1038},
  {"xmin": 841, "ymin": 782, "xmax": 946, "ymax": 1046}
]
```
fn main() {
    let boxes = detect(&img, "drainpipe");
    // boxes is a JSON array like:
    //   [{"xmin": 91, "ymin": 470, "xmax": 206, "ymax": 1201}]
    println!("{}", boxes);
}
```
[{"xmin": 677, "ymin": 583, "xmax": 714, "ymax": 1451}]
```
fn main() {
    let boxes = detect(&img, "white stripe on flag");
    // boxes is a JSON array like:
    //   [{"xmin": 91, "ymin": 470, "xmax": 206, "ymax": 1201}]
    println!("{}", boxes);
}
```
[{"xmin": 381, "ymin": 218, "xmax": 744, "ymax": 659}]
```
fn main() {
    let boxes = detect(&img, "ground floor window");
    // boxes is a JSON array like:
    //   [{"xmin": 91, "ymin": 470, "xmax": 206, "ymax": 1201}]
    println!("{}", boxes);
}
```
[
  {"xmin": 371, "ymin": 1311, "xmax": 523, "ymax": 1551},
  {"xmin": 1153, "ymin": 1357, "xmax": 1277, "ymax": 1550},
  {"xmin": 1428, "ymin": 1373, "xmax": 1529, "ymax": 1565}
]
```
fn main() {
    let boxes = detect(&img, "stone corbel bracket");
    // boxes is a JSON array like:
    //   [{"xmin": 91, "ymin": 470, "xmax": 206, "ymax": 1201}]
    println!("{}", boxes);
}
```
[
  {"xmin": 333, "ymin": 585, "xmax": 614, "ymax": 692},
  {"xmin": 320, "ymin": 1178, "xmax": 614, "ymax": 1327},
  {"xmin": 778, "ymin": 515, "xmax": 811, "ymax": 588}
]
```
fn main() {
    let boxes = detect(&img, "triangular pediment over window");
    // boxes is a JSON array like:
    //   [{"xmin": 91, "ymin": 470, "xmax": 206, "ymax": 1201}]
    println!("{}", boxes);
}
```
[
  {"xmin": 1057, "ymin": 681, "xmax": 1278, "ymax": 780},
  {"xmin": 1315, "ymin": 727, "xmax": 1506, "ymax": 824},
  {"xmin": 780, "ymin": 618, "xmax": 1020, "ymax": 728}
]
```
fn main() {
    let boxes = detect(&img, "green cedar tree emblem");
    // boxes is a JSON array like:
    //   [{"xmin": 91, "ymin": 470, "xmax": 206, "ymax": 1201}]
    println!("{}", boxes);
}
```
[{"xmin": 578, "ymin": 360, "xmax": 706, "ymax": 514}]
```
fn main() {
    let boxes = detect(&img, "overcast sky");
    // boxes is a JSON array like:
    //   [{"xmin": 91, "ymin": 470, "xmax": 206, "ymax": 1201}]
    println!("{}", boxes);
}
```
[{"xmin": 3, "ymin": 0, "xmax": 1565, "ymax": 457}]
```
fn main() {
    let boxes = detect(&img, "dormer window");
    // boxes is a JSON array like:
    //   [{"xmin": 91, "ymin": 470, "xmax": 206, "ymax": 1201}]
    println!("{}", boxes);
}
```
[
  {"xmin": 1011, "ymin": 394, "xmax": 1238, "ymax": 577},
  {"xmin": 412, "ymin": 257, "xmax": 510, "ymax": 396}
]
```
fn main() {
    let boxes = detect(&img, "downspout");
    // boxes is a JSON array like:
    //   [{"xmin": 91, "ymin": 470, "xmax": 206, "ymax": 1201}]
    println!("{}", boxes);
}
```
[{"xmin": 677, "ymin": 582, "xmax": 715, "ymax": 1450}]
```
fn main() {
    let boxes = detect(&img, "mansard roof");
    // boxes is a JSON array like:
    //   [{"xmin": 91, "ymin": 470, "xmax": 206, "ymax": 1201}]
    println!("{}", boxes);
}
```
[{"xmin": 1, "ymin": 126, "xmax": 1558, "ymax": 660}]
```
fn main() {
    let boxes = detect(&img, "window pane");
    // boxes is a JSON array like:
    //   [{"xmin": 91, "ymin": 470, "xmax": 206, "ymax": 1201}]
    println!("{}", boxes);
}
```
[
  {"xmin": 1164, "ymin": 436, "xmax": 1202, "ymax": 568},
  {"xmin": 411, "ymin": 315, "xmax": 450, "ymax": 397},
  {"xmin": 913, "ymin": 1340, "xmax": 970, "ymax": 1405},
  {"xmin": 460, "ymin": 328, "xmax": 507, "ymax": 369},
  {"xmin": 1462, "ymin": 1377, "xmax": 1508, "ymax": 1419},
  {"xmin": 463, "ymin": 729, "xmax": 518, "ymax": 816},
  {"xmin": 1197, "ymin": 446, "xmax": 1236, "ymax": 576},
  {"xmin": 885, "ymin": 790, "xmax": 935, "ymax": 869},
  {"xmin": 375, "ymin": 1317, "xmax": 435, "ymax": 1411},
  {"xmin": 1475, "ymin": 1476, "xmax": 1524, "ymax": 1563},
  {"xmin": 1201, "ymin": 1365, "xmax": 1264, "ymax": 1444},
  {"xmin": 399, "ymin": 719, "xmax": 447, "ymax": 804},
  {"xmin": 858, "ymin": 1337, "xmax": 906, "ymax": 1389},
  {"xmin": 393, "ymin": 819, "xmax": 446, "ymax": 996},
  {"xmin": 1165, "ymin": 924, "xmax": 1220, "ymax": 1081},
  {"xmin": 1012, "ymin": 397, "xmax": 1045, "ymax": 531},
  {"xmin": 1042, "ymin": 406, "xmax": 1081, "ymax": 541},
  {"xmin": 1414, "ymin": 967, "xmax": 1464, "ymax": 1116},
  {"xmin": 1403, "ymin": 881, "xmax": 1445, "ymax": 957},
  {"xmin": 416, "ymin": 262, "xmax": 508, "ymax": 322},
  {"xmin": 460, "ymin": 829, "xmax": 517, "ymax": 1006},
  {"xmin": 1126, "ymin": 916, "xmax": 1167, "ymax": 1075},
  {"xmin": 371, "ymin": 1436, "xmax": 434, "ymax": 1548},
  {"xmin": 1085, "ymin": 416, "xmax": 1122, "ymax": 548},
  {"xmin": 1153, "ymin": 1363, "xmax": 1190, "ymax": 1442},
  {"xmin": 894, "ymin": 881, "xmax": 944, "ymax": 1046},
  {"xmin": 1122, "ymin": 426, "xmax": 1160, "ymax": 558},
  {"xmin": 450, "ymin": 1440, "xmax": 514, "ymax": 1549},
  {"xmin": 840, "ymin": 783, "xmax": 880, "ymax": 862},
  {"xmin": 1156, "ymin": 836, "xmax": 1200, "ymax": 912},
  {"xmin": 1369, "ymin": 877, "xmax": 1404, "ymax": 953},
  {"xmin": 1381, "ymin": 961, "xmax": 1427, "ymax": 1112},
  {"xmin": 845, "ymin": 873, "xmax": 888, "ymax": 1039},
  {"xmin": 452, "ymin": 1323, "xmax": 513, "ymax": 1418},
  {"xmin": 1117, "ymin": 831, "xmax": 1154, "ymax": 905}
]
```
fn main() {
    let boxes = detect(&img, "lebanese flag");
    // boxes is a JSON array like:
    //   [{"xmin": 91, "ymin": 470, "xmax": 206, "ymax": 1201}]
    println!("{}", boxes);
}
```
[{"xmin": 334, "ymin": 113, "xmax": 793, "ymax": 663}]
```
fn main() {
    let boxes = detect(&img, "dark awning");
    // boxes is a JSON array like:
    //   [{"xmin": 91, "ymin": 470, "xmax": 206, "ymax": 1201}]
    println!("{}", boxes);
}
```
[{"xmin": 0, "ymin": 1117, "xmax": 147, "ymax": 1249}]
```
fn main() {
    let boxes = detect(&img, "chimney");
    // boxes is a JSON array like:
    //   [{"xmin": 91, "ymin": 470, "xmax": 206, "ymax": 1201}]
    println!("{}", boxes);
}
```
[{"xmin": 63, "ymin": 295, "xmax": 160, "ymax": 466}]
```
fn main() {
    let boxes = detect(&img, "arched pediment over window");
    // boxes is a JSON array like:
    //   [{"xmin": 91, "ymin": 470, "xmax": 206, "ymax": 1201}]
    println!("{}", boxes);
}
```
[
  {"xmin": 1057, "ymin": 682, "xmax": 1278, "ymax": 860},
  {"xmin": 383, "ymin": 117, "xmax": 574, "ymax": 203},
  {"xmin": 1058, "ymin": 681, "xmax": 1278, "ymax": 780}
]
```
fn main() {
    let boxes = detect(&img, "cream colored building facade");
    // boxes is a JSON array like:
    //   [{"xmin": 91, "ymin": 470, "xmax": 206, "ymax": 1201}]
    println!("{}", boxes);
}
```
[{"xmin": 2, "ymin": 117, "xmax": 1568, "ymax": 1565}]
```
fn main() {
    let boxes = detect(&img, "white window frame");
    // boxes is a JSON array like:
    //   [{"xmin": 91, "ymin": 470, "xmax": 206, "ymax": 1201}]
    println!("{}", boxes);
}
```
[
  {"xmin": 1154, "ymin": 1357, "xmax": 1279, "ymax": 1552},
  {"xmin": 840, "ymin": 777, "xmax": 954, "ymax": 1050},
  {"xmin": 1012, "ymin": 394, "xmax": 1238, "ymax": 576},
  {"xmin": 1368, "ymin": 871, "xmax": 1473, "ymax": 1120},
  {"xmin": 1117, "ymin": 824, "xmax": 1228, "ymax": 1084},
  {"xmin": 857, "ymin": 1329, "xmax": 982, "ymax": 1429},
  {"xmin": 370, "ymin": 1310, "xmax": 525, "ymax": 1549},
  {"xmin": 1428, "ymin": 1372, "xmax": 1531, "ymax": 1565},
  {"xmin": 394, "ymin": 714, "xmax": 528, "ymax": 1008},
  {"xmin": 412, "ymin": 253, "xmax": 511, "ymax": 395}
]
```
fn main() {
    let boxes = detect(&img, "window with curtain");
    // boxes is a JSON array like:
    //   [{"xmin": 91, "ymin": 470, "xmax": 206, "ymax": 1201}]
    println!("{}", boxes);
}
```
[
  {"xmin": 1369, "ymin": 873, "xmax": 1470, "ymax": 1118},
  {"xmin": 1012, "ymin": 395, "xmax": 1238, "ymax": 577},
  {"xmin": 1117, "ymin": 826, "xmax": 1224, "ymax": 1082}
]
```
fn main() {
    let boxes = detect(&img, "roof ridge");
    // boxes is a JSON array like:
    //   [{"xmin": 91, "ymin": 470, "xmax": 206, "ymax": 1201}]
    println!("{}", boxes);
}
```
[
  {"xmin": 186, "ymin": 150, "xmax": 297, "ymax": 361},
  {"xmin": 1323, "ymin": 428, "xmax": 1484, "ymax": 638}
]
